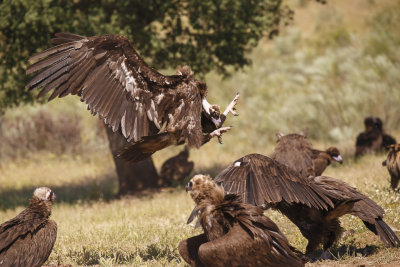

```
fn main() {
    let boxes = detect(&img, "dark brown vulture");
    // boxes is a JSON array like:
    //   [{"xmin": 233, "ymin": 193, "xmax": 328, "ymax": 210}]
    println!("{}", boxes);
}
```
[
  {"xmin": 382, "ymin": 144, "xmax": 400, "ymax": 190},
  {"xmin": 0, "ymin": 187, "xmax": 57, "ymax": 267},
  {"xmin": 26, "ymin": 33, "xmax": 239, "ymax": 162},
  {"xmin": 273, "ymin": 131, "xmax": 342, "ymax": 177},
  {"xmin": 160, "ymin": 146, "xmax": 194, "ymax": 186},
  {"xmin": 311, "ymin": 147, "xmax": 343, "ymax": 176},
  {"xmin": 271, "ymin": 134, "xmax": 400, "ymax": 253},
  {"xmin": 355, "ymin": 116, "xmax": 383, "ymax": 158},
  {"xmin": 375, "ymin": 118, "xmax": 397, "ymax": 149},
  {"xmin": 179, "ymin": 174, "xmax": 305, "ymax": 267}
]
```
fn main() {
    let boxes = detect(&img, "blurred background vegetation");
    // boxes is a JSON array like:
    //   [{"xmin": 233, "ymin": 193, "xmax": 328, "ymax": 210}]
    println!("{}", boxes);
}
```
[{"xmin": 0, "ymin": 0, "xmax": 399, "ymax": 165}]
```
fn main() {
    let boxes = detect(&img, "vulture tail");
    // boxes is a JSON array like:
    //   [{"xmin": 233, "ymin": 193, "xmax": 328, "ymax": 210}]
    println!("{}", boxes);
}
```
[
  {"xmin": 375, "ymin": 219, "xmax": 400, "ymax": 247},
  {"xmin": 118, "ymin": 133, "xmax": 174, "ymax": 162}
]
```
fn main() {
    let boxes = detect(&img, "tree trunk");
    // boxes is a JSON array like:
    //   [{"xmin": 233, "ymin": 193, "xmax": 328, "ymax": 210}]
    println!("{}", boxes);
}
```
[{"xmin": 104, "ymin": 126, "xmax": 161, "ymax": 196}]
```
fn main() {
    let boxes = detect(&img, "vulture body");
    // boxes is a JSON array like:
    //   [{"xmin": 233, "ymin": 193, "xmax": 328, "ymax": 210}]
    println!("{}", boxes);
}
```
[
  {"xmin": 160, "ymin": 146, "xmax": 194, "ymax": 186},
  {"xmin": 271, "ymin": 133, "xmax": 400, "ymax": 252},
  {"xmin": 355, "ymin": 117, "xmax": 396, "ymax": 158},
  {"xmin": 0, "ymin": 187, "xmax": 57, "ymax": 267},
  {"xmin": 26, "ymin": 33, "xmax": 238, "ymax": 162},
  {"xmin": 213, "ymin": 153, "xmax": 362, "ymax": 257},
  {"xmin": 273, "ymin": 132, "xmax": 342, "ymax": 177},
  {"xmin": 179, "ymin": 175, "xmax": 304, "ymax": 267},
  {"xmin": 382, "ymin": 144, "xmax": 400, "ymax": 190}
]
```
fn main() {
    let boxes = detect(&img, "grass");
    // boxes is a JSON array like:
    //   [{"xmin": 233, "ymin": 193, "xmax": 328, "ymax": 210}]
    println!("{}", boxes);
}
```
[
  {"xmin": 1, "ymin": 0, "xmax": 400, "ymax": 266},
  {"xmin": 1, "ymin": 149, "xmax": 400, "ymax": 266}
]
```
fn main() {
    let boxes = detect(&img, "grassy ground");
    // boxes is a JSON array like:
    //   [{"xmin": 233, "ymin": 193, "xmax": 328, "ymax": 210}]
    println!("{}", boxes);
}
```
[{"xmin": 1, "ymin": 148, "xmax": 400, "ymax": 266}]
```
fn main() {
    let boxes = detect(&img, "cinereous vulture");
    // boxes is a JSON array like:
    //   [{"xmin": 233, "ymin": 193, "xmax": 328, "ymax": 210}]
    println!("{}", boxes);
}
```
[
  {"xmin": 160, "ymin": 146, "xmax": 194, "ymax": 186},
  {"xmin": 26, "ymin": 33, "xmax": 239, "ymax": 162},
  {"xmin": 273, "ymin": 130, "xmax": 342, "ymax": 177},
  {"xmin": 382, "ymin": 144, "xmax": 400, "ymax": 190},
  {"xmin": 179, "ymin": 174, "xmax": 305, "ymax": 267},
  {"xmin": 215, "ymin": 153, "xmax": 400, "ymax": 259},
  {"xmin": 0, "ymin": 187, "xmax": 57, "ymax": 267},
  {"xmin": 355, "ymin": 116, "xmax": 383, "ymax": 158},
  {"xmin": 272, "ymin": 133, "xmax": 400, "ymax": 252}
]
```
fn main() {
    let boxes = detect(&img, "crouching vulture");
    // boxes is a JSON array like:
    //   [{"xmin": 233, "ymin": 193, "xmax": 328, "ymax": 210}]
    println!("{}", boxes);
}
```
[
  {"xmin": 26, "ymin": 33, "xmax": 239, "ymax": 162},
  {"xmin": 271, "ymin": 133, "xmax": 400, "ymax": 252},
  {"xmin": 382, "ymin": 144, "xmax": 400, "ymax": 190},
  {"xmin": 179, "ymin": 174, "xmax": 305, "ymax": 267},
  {"xmin": 274, "ymin": 130, "xmax": 342, "ymax": 177},
  {"xmin": 0, "ymin": 187, "xmax": 57, "ymax": 267},
  {"xmin": 160, "ymin": 146, "xmax": 194, "ymax": 186}
]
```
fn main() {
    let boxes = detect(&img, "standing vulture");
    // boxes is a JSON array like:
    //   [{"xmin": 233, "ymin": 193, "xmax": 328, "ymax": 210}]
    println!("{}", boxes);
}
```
[
  {"xmin": 160, "ymin": 146, "xmax": 194, "ymax": 186},
  {"xmin": 26, "ymin": 33, "xmax": 239, "ymax": 162},
  {"xmin": 179, "ymin": 174, "xmax": 305, "ymax": 267},
  {"xmin": 382, "ymin": 144, "xmax": 400, "ymax": 190},
  {"xmin": 355, "ymin": 116, "xmax": 383, "ymax": 158},
  {"xmin": 273, "ymin": 131, "xmax": 342, "ymax": 177},
  {"xmin": 271, "ymin": 134, "xmax": 400, "ymax": 253},
  {"xmin": 0, "ymin": 187, "xmax": 57, "ymax": 267}
]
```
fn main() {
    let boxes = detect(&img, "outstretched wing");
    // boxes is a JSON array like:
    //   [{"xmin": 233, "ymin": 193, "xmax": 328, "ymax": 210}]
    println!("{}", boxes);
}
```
[
  {"xmin": 214, "ymin": 153, "xmax": 334, "ymax": 210},
  {"xmin": 26, "ymin": 33, "xmax": 199, "ymax": 143}
]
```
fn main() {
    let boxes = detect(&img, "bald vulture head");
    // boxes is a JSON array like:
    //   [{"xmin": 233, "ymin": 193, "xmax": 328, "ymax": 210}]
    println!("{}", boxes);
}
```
[
  {"xmin": 33, "ymin": 187, "xmax": 57, "ymax": 202},
  {"xmin": 186, "ymin": 174, "xmax": 224, "ymax": 205},
  {"xmin": 326, "ymin": 147, "xmax": 343, "ymax": 164}
]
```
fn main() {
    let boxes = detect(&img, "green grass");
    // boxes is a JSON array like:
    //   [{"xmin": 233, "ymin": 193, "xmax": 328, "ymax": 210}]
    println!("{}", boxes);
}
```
[{"xmin": 1, "ymin": 151, "xmax": 400, "ymax": 266}]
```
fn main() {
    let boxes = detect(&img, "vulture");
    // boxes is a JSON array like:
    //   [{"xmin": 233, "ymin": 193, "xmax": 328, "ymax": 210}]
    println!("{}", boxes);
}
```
[
  {"xmin": 179, "ymin": 174, "xmax": 305, "ymax": 267},
  {"xmin": 273, "ymin": 131, "xmax": 342, "ymax": 177},
  {"xmin": 375, "ymin": 118, "xmax": 397, "ymax": 149},
  {"xmin": 271, "ymin": 134, "xmax": 400, "ymax": 252},
  {"xmin": 382, "ymin": 144, "xmax": 400, "ymax": 190},
  {"xmin": 26, "ymin": 33, "xmax": 239, "ymax": 162},
  {"xmin": 160, "ymin": 146, "xmax": 194, "ymax": 186},
  {"xmin": 355, "ymin": 116, "xmax": 386, "ymax": 158},
  {"xmin": 0, "ymin": 187, "xmax": 57, "ymax": 267}
]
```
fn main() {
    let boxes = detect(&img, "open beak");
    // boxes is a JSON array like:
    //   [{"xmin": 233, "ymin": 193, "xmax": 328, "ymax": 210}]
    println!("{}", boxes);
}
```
[
  {"xmin": 332, "ymin": 155, "xmax": 343, "ymax": 164},
  {"xmin": 211, "ymin": 117, "xmax": 222, "ymax": 128}
]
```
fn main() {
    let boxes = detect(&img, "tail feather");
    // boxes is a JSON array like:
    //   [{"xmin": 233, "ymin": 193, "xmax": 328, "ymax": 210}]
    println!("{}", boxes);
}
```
[
  {"xmin": 375, "ymin": 219, "xmax": 400, "ymax": 247},
  {"xmin": 118, "ymin": 133, "xmax": 174, "ymax": 162}
]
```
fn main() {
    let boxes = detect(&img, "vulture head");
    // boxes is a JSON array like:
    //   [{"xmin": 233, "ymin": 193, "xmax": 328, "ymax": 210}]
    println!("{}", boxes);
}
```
[
  {"xmin": 33, "ymin": 187, "xmax": 57, "ymax": 202},
  {"xmin": 364, "ymin": 116, "xmax": 380, "ymax": 131},
  {"xmin": 326, "ymin": 147, "xmax": 343, "ymax": 164},
  {"xmin": 186, "ymin": 174, "xmax": 224, "ymax": 205},
  {"xmin": 202, "ymin": 98, "xmax": 222, "ymax": 128}
]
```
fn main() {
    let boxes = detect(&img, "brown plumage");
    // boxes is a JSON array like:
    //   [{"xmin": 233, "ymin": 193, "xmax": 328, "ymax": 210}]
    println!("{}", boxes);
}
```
[
  {"xmin": 160, "ymin": 146, "xmax": 194, "ymax": 186},
  {"xmin": 382, "ymin": 144, "xmax": 400, "ymax": 190},
  {"xmin": 273, "ymin": 131, "xmax": 342, "ymax": 177},
  {"xmin": 376, "ymin": 118, "xmax": 397, "ymax": 149},
  {"xmin": 271, "ymin": 134, "xmax": 400, "ymax": 253},
  {"xmin": 179, "ymin": 175, "xmax": 305, "ymax": 267},
  {"xmin": 26, "ymin": 33, "xmax": 238, "ymax": 162},
  {"xmin": 0, "ymin": 187, "xmax": 57, "ymax": 267}
]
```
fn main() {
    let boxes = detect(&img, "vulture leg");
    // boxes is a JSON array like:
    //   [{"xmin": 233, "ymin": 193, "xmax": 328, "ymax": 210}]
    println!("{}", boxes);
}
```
[
  {"xmin": 390, "ymin": 174, "xmax": 399, "ymax": 190},
  {"xmin": 219, "ymin": 93, "xmax": 239, "ymax": 125},
  {"xmin": 178, "ymin": 233, "xmax": 208, "ymax": 267},
  {"xmin": 208, "ymin": 126, "xmax": 232, "ymax": 144}
]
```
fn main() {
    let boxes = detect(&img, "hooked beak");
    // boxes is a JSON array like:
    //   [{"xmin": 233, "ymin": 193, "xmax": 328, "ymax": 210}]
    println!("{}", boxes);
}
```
[
  {"xmin": 185, "ymin": 181, "xmax": 193, "ymax": 192},
  {"xmin": 332, "ymin": 155, "xmax": 343, "ymax": 164},
  {"xmin": 211, "ymin": 117, "xmax": 222, "ymax": 128},
  {"xmin": 51, "ymin": 192, "xmax": 57, "ymax": 202}
]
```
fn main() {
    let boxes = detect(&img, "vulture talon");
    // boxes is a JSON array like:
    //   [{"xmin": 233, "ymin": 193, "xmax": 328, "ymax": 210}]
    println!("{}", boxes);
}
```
[{"xmin": 223, "ymin": 92, "xmax": 240, "ymax": 117}]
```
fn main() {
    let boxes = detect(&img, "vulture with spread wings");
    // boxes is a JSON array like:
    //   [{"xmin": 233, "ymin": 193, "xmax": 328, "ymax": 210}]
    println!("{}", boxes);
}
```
[
  {"xmin": 0, "ymin": 187, "xmax": 57, "ymax": 267},
  {"xmin": 179, "ymin": 175, "xmax": 305, "ymax": 267},
  {"xmin": 213, "ymin": 153, "xmax": 395, "ymax": 259},
  {"xmin": 26, "ymin": 33, "xmax": 238, "ymax": 162},
  {"xmin": 271, "ymin": 133, "xmax": 400, "ymax": 255}
]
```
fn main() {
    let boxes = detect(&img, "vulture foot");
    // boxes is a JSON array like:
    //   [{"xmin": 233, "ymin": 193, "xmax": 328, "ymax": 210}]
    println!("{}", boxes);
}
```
[{"xmin": 209, "ymin": 126, "xmax": 232, "ymax": 144}]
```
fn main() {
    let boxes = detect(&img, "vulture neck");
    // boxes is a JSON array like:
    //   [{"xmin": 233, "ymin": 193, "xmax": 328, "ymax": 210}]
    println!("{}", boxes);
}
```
[
  {"xmin": 202, "ymin": 98, "xmax": 212, "ymax": 114},
  {"xmin": 29, "ymin": 197, "xmax": 53, "ymax": 218}
]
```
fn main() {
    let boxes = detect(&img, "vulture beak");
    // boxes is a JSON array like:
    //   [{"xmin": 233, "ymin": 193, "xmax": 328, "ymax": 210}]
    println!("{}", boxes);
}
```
[
  {"xmin": 51, "ymin": 192, "xmax": 57, "ymax": 202},
  {"xmin": 332, "ymin": 155, "xmax": 343, "ymax": 164},
  {"xmin": 211, "ymin": 117, "xmax": 222, "ymax": 128},
  {"xmin": 185, "ymin": 181, "xmax": 193, "ymax": 192}
]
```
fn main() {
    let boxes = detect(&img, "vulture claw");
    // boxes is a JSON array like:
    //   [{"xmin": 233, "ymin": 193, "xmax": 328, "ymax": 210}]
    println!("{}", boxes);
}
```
[
  {"xmin": 223, "ymin": 92, "xmax": 239, "ymax": 117},
  {"xmin": 209, "ymin": 126, "xmax": 232, "ymax": 144}
]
